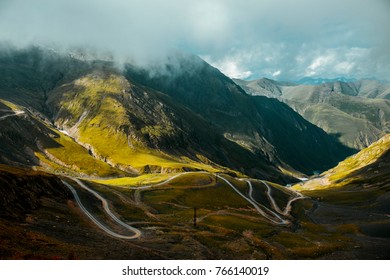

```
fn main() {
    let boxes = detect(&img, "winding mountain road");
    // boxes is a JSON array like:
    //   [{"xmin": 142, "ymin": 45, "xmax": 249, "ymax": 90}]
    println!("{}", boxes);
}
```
[
  {"xmin": 63, "ymin": 173, "xmax": 190, "ymax": 238},
  {"xmin": 128, "ymin": 172, "xmax": 304, "ymax": 226},
  {"xmin": 234, "ymin": 177, "xmax": 307, "ymax": 224},
  {"xmin": 62, "ymin": 179, "xmax": 141, "ymax": 239},
  {"xmin": 131, "ymin": 173, "xmax": 185, "ymax": 190},
  {"xmin": 63, "ymin": 172, "xmax": 306, "ymax": 239},
  {"xmin": 260, "ymin": 180, "xmax": 305, "ymax": 216},
  {"xmin": 220, "ymin": 176, "xmax": 289, "ymax": 225},
  {"xmin": 261, "ymin": 180, "xmax": 284, "ymax": 214},
  {"xmin": 244, "ymin": 179, "xmax": 288, "ymax": 224}
]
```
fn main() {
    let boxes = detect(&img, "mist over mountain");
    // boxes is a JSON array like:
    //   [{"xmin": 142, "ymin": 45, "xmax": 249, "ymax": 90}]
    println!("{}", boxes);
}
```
[
  {"xmin": 1, "ymin": 0, "xmax": 390, "ymax": 81},
  {"xmin": 0, "ymin": 46, "xmax": 355, "ymax": 181},
  {"xmin": 125, "ymin": 54, "xmax": 355, "ymax": 173}
]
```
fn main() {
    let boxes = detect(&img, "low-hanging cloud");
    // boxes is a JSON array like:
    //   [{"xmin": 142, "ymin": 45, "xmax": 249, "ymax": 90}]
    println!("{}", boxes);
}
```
[{"xmin": 0, "ymin": 0, "xmax": 389, "ymax": 80}]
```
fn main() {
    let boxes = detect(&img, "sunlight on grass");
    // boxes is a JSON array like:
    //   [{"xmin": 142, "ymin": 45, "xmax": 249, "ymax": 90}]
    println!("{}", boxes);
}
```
[
  {"xmin": 91, "ymin": 173, "xmax": 173, "ymax": 186},
  {"xmin": 0, "ymin": 99, "xmax": 20, "ymax": 110}
]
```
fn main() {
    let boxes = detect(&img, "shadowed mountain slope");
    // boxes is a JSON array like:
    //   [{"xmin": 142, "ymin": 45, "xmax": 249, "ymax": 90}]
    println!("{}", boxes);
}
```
[{"xmin": 125, "ymin": 56, "xmax": 354, "ymax": 174}]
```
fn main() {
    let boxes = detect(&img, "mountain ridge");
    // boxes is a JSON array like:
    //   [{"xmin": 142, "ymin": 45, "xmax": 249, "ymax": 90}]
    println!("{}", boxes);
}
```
[
  {"xmin": 235, "ymin": 77, "xmax": 390, "ymax": 149},
  {"xmin": 0, "ymin": 47, "xmax": 354, "ymax": 180},
  {"xmin": 124, "ymin": 56, "xmax": 354, "ymax": 175}
]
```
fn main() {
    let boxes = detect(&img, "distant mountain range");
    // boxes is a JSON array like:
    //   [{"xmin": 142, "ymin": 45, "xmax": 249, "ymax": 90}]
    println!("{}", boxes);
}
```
[
  {"xmin": 235, "ymin": 77, "xmax": 390, "ymax": 149},
  {"xmin": 295, "ymin": 77, "xmax": 358, "ymax": 85},
  {"xmin": 0, "ymin": 46, "xmax": 389, "ymax": 260}
]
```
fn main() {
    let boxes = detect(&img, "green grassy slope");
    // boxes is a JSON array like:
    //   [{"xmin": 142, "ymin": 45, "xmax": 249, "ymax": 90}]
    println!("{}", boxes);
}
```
[
  {"xmin": 293, "ymin": 134, "xmax": 390, "ymax": 213},
  {"xmin": 324, "ymin": 134, "xmax": 390, "ymax": 185},
  {"xmin": 0, "ymin": 48, "xmax": 288, "ymax": 181},
  {"xmin": 80, "ymin": 172, "xmax": 356, "ymax": 259},
  {"xmin": 290, "ymin": 135, "xmax": 390, "ymax": 256},
  {"xmin": 47, "ymin": 68, "xmax": 287, "ymax": 181},
  {"xmin": 0, "ymin": 99, "xmax": 123, "ymax": 177},
  {"xmin": 294, "ymin": 134, "xmax": 390, "ymax": 190}
]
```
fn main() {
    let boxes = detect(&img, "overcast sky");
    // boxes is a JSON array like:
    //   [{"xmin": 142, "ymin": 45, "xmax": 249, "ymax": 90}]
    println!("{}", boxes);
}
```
[{"xmin": 0, "ymin": 0, "xmax": 389, "ymax": 80}]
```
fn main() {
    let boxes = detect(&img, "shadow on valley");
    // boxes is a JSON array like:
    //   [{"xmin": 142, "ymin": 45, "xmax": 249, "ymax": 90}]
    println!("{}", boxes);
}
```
[{"xmin": 0, "ymin": 111, "xmax": 64, "ymax": 167}]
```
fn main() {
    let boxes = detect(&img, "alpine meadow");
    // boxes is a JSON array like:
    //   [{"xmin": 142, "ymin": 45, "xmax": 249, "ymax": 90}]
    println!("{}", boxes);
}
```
[{"xmin": 0, "ymin": 0, "xmax": 389, "ymax": 260}]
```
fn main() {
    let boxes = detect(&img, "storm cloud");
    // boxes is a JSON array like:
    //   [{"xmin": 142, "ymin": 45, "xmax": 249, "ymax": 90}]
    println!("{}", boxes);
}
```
[{"xmin": 0, "ymin": 0, "xmax": 389, "ymax": 80}]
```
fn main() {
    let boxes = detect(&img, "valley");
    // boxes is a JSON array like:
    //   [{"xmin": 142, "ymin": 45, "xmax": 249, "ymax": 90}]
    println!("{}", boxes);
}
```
[
  {"xmin": 0, "ymin": 47, "xmax": 389, "ymax": 260},
  {"xmin": 1, "ymin": 163, "xmax": 389, "ymax": 259}
]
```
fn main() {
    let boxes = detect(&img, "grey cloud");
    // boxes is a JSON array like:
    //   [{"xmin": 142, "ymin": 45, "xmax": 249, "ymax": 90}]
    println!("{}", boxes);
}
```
[
  {"xmin": 204, "ymin": 0, "xmax": 390, "ymax": 80},
  {"xmin": 0, "ymin": 0, "xmax": 388, "ymax": 80}
]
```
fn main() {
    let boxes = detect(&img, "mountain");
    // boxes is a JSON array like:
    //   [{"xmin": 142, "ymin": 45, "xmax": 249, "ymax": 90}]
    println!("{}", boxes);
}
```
[
  {"xmin": 0, "ymin": 47, "xmax": 353, "ymax": 180},
  {"xmin": 124, "ymin": 55, "xmax": 353, "ymax": 175},
  {"xmin": 0, "ymin": 47, "xmax": 387, "ymax": 260},
  {"xmin": 353, "ymin": 79, "xmax": 390, "ymax": 99},
  {"xmin": 292, "ymin": 134, "xmax": 390, "ymax": 254},
  {"xmin": 295, "ymin": 134, "xmax": 390, "ymax": 194},
  {"xmin": 235, "ymin": 78, "xmax": 390, "ymax": 149},
  {"xmin": 0, "ymin": 98, "xmax": 124, "ymax": 177},
  {"xmin": 232, "ymin": 78, "xmax": 290, "ymax": 98},
  {"xmin": 0, "ymin": 48, "xmax": 278, "ymax": 181},
  {"xmin": 296, "ymin": 77, "xmax": 357, "ymax": 85}
]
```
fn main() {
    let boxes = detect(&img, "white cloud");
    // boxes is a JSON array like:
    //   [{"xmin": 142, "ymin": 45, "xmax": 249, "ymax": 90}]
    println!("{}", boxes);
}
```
[
  {"xmin": 187, "ymin": 1, "xmax": 230, "ymax": 47},
  {"xmin": 202, "ymin": 56, "xmax": 252, "ymax": 79},
  {"xmin": 301, "ymin": 47, "xmax": 371, "ymax": 78},
  {"xmin": 272, "ymin": 70, "xmax": 281, "ymax": 77},
  {"xmin": 308, "ymin": 55, "xmax": 336, "ymax": 71},
  {"xmin": 335, "ymin": 62, "xmax": 355, "ymax": 74}
]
